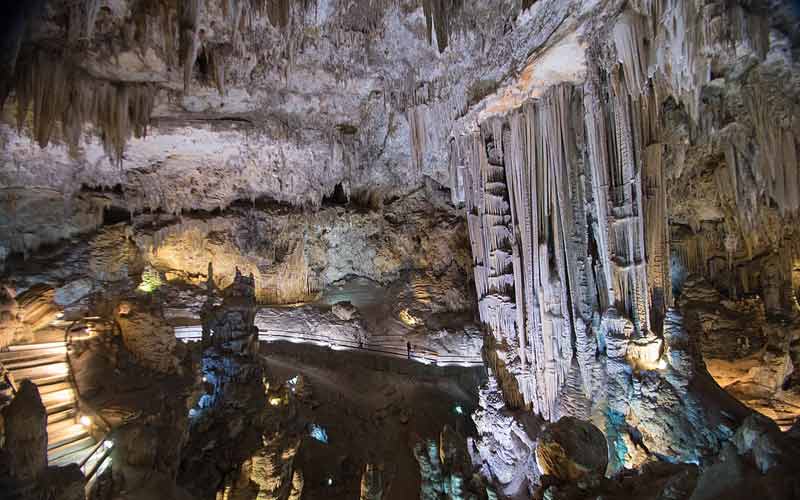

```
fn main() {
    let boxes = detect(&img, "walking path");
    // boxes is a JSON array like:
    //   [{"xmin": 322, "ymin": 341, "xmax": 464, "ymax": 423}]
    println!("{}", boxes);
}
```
[
  {"xmin": 174, "ymin": 324, "xmax": 484, "ymax": 367},
  {"xmin": 0, "ymin": 318, "xmax": 114, "ymax": 491}
]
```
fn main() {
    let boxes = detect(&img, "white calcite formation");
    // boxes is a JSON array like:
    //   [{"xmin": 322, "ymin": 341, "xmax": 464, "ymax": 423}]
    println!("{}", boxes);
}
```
[
  {"xmin": 1, "ymin": 0, "xmax": 800, "ymax": 498},
  {"xmin": 456, "ymin": 0, "xmax": 799, "ymax": 465}
]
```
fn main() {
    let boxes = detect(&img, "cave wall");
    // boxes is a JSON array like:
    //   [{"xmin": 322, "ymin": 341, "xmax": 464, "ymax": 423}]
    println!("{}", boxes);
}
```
[{"xmin": 456, "ymin": 0, "xmax": 800, "ymax": 468}]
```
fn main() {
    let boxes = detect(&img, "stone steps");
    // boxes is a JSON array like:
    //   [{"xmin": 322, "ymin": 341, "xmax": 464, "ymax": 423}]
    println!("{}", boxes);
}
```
[{"xmin": 2, "ymin": 337, "xmax": 98, "ymax": 468}]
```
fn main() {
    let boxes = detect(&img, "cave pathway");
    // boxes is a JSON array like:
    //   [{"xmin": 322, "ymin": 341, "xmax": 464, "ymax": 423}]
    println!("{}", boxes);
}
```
[{"xmin": 1, "ymin": 318, "xmax": 112, "ymax": 489}]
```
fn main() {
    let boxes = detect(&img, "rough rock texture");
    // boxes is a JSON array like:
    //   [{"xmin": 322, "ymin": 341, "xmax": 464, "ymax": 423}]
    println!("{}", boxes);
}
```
[
  {"xmin": 181, "ymin": 270, "xmax": 284, "ymax": 499},
  {"xmin": 414, "ymin": 425, "xmax": 494, "ymax": 500},
  {"xmin": 12, "ymin": 284, "xmax": 61, "ymax": 344},
  {"xmin": 531, "ymin": 416, "xmax": 800, "ymax": 500},
  {"xmin": 0, "ymin": 281, "xmax": 20, "ymax": 349},
  {"xmin": 0, "ymin": 381, "xmax": 86, "ymax": 500},
  {"xmin": 132, "ymin": 191, "xmax": 472, "ymax": 304},
  {"xmin": 116, "ymin": 300, "xmax": 182, "ymax": 374},
  {"xmin": 2, "ymin": 0, "xmax": 800, "ymax": 497},
  {"xmin": 0, "ymin": 380, "xmax": 47, "ymax": 483},
  {"xmin": 535, "ymin": 417, "xmax": 608, "ymax": 481},
  {"xmin": 680, "ymin": 277, "xmax": 800, "ymax": 429},
  {"xmin": 469, "ymin": 375, "xmax": 540, "ymax": 498},
  {"xmin": 0, "ymin": 0, "xmax": 591, "ymax": 261}
]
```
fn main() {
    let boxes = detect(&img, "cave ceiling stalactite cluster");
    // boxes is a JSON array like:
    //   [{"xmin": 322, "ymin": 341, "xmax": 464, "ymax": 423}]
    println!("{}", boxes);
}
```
[{"xmin": 1, "ymin": 0, "xmax": 800, "ymax": 500}]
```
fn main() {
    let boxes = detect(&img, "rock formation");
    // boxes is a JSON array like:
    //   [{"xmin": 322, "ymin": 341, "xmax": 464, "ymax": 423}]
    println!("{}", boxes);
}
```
[
  {"xmin": 1, "ymin": 0, "xmax": 800, "ymax": 499},
  {"xmin": 535, "ymin": 417, "xmax": 608, "ymax": 481},
  {"xmin": 0, "ymin": 381, "xmax": 85, "ymax": 500}
]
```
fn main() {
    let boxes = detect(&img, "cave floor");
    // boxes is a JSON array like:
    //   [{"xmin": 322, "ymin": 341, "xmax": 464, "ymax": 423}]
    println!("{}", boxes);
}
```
[{"xmin": 260, "ymin": 340, "xmax": 485, "ymax": 500}]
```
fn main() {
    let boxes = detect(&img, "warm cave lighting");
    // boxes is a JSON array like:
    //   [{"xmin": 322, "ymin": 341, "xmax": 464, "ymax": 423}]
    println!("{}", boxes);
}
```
[
  {"xmin": 79, "ymin": 415, "xmax": 92, "ymax": 427},
  {"xmin": 657, "ymin": 358, "xmax": 668, "ymax": 370},
  {"xmin": 398, "ymin": 309, "xmax": 419, "ymax": 326},
  {"xmin": 269, "ymin": 397, "xmax": 282, "ymax": 406},
  {"xmin": 136, "ymin": 268, "xmax": 163, "ymax": 293}
]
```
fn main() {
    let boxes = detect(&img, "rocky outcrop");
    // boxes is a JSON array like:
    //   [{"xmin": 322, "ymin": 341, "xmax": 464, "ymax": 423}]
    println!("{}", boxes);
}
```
[
  {"xmin": 414, "ymin": 425, "xmax": 494, "ymax": 500},
  {"xmin": 535, "ymin": 417, "xmax": 608, "ymax": 481},
  {"xmin": 132, "ymin": 191, "xmax": 472, "ymax": 305},
  {"xmin": 205, "ymin": 268, "xmax": 258, "ymax": 354},
  {"xmin": 680, "ymin": 278, "xmax": 800, "ymax": 429},
  {"xmin": 115, "ymin": 300, "xmax": 182, "ymax": 374},
  {"xmin": 469, "ymin": 375, "xmax": 540, "ymax": 498},
  {"xmin": 0, "ymin": 381, "xmax": 85, "ymax": 500},
  {"xmin": 0, "ymin": 380, "xmax": 47, "ymax": 483},
  {"xmin": 531, "ymin": 416, "xmax": 800, "ymax": 500}
]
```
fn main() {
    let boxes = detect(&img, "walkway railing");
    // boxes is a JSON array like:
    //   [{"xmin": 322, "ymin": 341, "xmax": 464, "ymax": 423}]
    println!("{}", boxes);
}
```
[
  {"xmin": 64, "ymin": 317, "xmax": 115, "ymax": 492},
  {"xmin": 175, "ymin": 325, "xmax": 483, "ymax": 367}
]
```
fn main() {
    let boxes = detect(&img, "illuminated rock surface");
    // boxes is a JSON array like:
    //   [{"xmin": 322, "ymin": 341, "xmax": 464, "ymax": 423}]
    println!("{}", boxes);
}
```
[{"xmin": 1, "ymin": 0, "xmax": 800, "ymax": 499}]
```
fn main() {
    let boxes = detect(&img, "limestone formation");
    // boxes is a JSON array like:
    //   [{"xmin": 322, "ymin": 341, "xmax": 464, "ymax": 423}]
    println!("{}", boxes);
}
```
[
  {"xmin": 535, "ymin": 417, "xmax": 608, "ymax": 481},
  {"xmin": 0, "ymin": 380, "xmax": 47, "ymax": 483},
  {"xmin": 116, "ymin": 300, "xmax": 182, "ymax": 374},
  {"xmin": 0, "ymin": 381, "xmax": 86, "ymax": 500},
  {"xmin": 1, "ymin": 0, "xmax": 800, "ymax": 499}
]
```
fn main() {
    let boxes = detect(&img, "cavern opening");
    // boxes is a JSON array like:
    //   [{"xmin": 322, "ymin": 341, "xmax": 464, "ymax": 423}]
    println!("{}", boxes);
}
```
[{"xmin": 1, "ymin": 1, "xmax": 800, "ymax": 500}]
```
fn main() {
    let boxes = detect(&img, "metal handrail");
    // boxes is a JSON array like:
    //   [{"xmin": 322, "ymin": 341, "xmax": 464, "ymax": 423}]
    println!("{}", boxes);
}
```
[
  {"xmin": 63, "ymin": 318, "xmax": 114, "ymax": 483},
  {"xmin": 176, "ymin": 325, "xmax": 485, "ymax": 367}
]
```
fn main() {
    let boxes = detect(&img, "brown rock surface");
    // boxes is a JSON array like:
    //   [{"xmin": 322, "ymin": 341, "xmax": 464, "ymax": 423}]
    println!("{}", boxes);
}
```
[{"xmin": 535, "ymin": 417, "xmax": 608, "ymax": 481}]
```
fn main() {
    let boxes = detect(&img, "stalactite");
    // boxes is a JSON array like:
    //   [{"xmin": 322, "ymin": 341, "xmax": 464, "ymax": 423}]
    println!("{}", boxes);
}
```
[
  {"xmin": 5, "ymin": 49, "xmax": 155, "ymax": 164},
  {"xmin": 422, "ymin": 0, "xmax": 462, "ymax": 53},
  {"xmin": 643, "ymin": 144, "xmax": 669, "ymax": 332},
  {"xmin": 67, "ymin": 0, "xmax": 101, "ymax": 45},
  {"xmin": 463, "ymin": 84, "xmax": 600, "ymax": 420},
  {"xmin": 744, "ymin": 87, "xmax": 800, "ymax": 218},
  {"xmin": 180, "ymin": 0, "xmax": 202, "ymax": 93},
  {"xmin": 266, "ymin": 0, "xmax": 291, "ymax": 30},
  {"xmin": 197, "ymin": 43, "xmax": 229, "ymax": 96}
]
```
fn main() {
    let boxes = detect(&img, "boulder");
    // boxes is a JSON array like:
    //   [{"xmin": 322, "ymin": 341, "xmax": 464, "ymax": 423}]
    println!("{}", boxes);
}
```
[
  {"xmin": 331, "ymin": 301, "xmax": 359, "ymax": 321},
  {"xmin": 116, "ymin": 302, "xmax": 181, "ymax": 374},
  {"xmin": 733, "ymin": 414, "xmax": 784, "ymax": 473},
  {"xmin": 535, "ymin": 417, "xmax": 608, "ymax": 481},
  {"xmin": 0, "ymin": 380, "xmax": 48, "ymax": 482}
]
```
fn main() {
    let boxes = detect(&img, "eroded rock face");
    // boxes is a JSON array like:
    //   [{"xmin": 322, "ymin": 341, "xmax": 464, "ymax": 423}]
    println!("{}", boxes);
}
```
[
  {"xmin": 680, "ymin": 278, "xmax": 800, "ymax": 428},
  {"xmin": 0, "ymin": 380, "xmax": 47, "ymax": 483},
  {"xmin": 116, "ymin": 300, "xmax": 182, "ymax": 374},
  {"xmin": 531, "ymin": 415, "xmax": 800, "ymax": 500},
  {"xmin": 132, "ymin": 191, "xmax": 472, "ymax": 304},
  {"xmin": 535, "ymin": 417, "xmax": 607, "ymax": 481},
  {"xmin": 0, "ymin": 381, "xmax": 85, "ymax": 500},
  {"xmin": 469, "ymin": 375, "xmax": 540, "ymax": 498}
]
